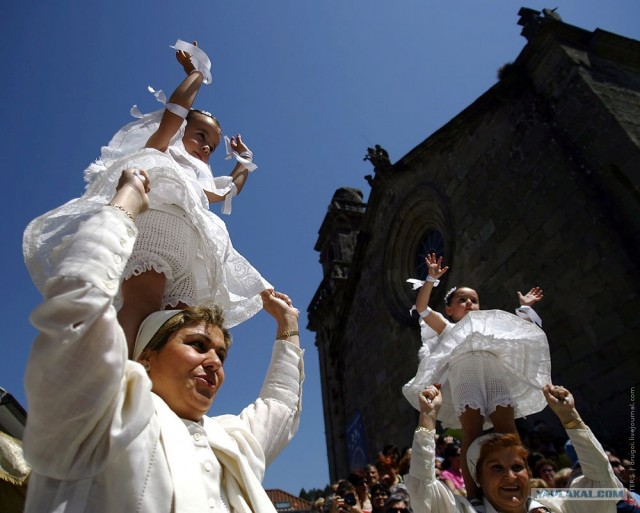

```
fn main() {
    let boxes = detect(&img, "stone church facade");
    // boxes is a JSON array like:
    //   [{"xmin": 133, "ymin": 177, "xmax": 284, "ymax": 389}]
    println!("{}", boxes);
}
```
[{"xmin": 308, "ymin": 8, "xmax": 640, "ymax": 482}]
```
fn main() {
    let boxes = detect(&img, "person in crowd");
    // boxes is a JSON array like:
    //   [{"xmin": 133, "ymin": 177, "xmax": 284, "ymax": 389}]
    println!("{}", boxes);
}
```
[
  {"xmin": 22, "ymin": 170, "xmax": 303, "ymax": 513},
  {"xmin": 384, "ymin": 490, "xmax": 413, "ymax": 513},
  {"xmin": 365, "ymin": 463, "xmax": 381, "ymax": 488},
  {"xmin": 328, "ymin": 480, "xmax": 364, "ymax": 513},
  {"xmin": 553, "ymin": 467, "xmax": 573, "ymax": 488},
  {"xmin": 370, "ymin": 483, "xmax": 390, "ymax": 513},
  {"xmin": 440, "ymin": 443, "xmax": 467, "ymax": 497},
  {"xmin": 435, "ymin": 456, "xmax": 444, "ymax": 481},
  {"xmin": 526, "ymin": 452, "xmax": 545, "ymax": 479},
  {"xmin": 533, "ymin": 459, "xmax": 557, "ymax": 488},
  {"xmin": 314, "ymin": 498, "xmax": 327, "ymax": 513},
  {"xmin": 349, "ymin": 471, "xmax": 372, "ymax": 513},
  {"xmin": 377, "ymin": 453, "xmax": 403, "ymax": 490},
  {"xmin": 398, "ymin": 449, "xmax": 412, "ymax": 478},
  {"xmin": 405, "ymin": 383, "xmax": 622, "ymax": 513},
  {"xmin": 528, "ymin": 478, "xmax": 548, "ymax": 490},
  {"xmin": 435, "ymin": 434, "xmax": 451, "ymax": 459},
  {"xmin": 621, "ymin": 458, "xmax": 635, "ymax": 491},
  {"xmin": 606, "ymin": 450, "xmax": 640, "ymax": 511},
  {"xmin": 383, "ymin": 445, "xmax": 401, "ymax": 465}
]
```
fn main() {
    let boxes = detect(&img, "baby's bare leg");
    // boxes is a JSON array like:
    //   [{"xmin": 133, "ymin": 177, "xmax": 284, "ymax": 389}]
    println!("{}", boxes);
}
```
[
  {"xmin": 460, "ymin": 407, "xmax": 484, "ymax": 501},
  {"xmin": 118, "ymin": 270, "xmax": 167, "ymax": 358},
  {"xmin": 490, "ymin": 405, "xmax": 517, "ymax": 434}
]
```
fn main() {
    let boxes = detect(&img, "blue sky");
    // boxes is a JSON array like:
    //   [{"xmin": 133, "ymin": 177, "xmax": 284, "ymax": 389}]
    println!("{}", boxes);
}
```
[{"xmin": 2, "ymin": 0, "xmax": 639, "ymax": 496}]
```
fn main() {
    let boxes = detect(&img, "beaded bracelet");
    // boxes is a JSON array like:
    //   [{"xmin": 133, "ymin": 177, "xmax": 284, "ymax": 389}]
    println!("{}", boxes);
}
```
[
  {"xmin": 563, "ymin": 417, "xmax": 584, "ymax": 429},
  {"xmin": 108, "ymin": 203, "xmax": 134, "ymax": 221},
  {"xmin": 277, "ymin": 330, "xmax": 299, "ymax": 340}
]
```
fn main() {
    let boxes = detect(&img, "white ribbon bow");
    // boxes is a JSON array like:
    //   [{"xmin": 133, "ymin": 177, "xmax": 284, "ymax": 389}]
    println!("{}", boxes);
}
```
[
  {"xmin": 224, "ymin": 136, "xmax": 258, "ymax": 173},
  {"xmin": 130, "ymin": 86, "xmax": 168, "ymax": 118},
  {"xmin": 406, "ymin": 278, "xmax": 425, "ymax": 290},
  {"xmin": 170, "ymin": 39, "xmax": 213, "ymax": 85}
]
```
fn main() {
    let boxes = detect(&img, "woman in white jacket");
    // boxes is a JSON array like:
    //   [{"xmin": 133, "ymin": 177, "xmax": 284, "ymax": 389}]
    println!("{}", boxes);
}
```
[
  {"xmin": 23, "ymin": 169, "xmax": 304, "ymax": 513},
  {"xmin": 405, "ymin": 383, "xmax": 622, "ymax": 513}
]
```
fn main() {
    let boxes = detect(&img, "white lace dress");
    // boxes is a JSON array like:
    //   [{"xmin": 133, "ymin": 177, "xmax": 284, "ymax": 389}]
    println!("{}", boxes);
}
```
[
  {"xmin": 23, "ymin": 109, "xmax": 271, "ymax": 328},
  {"xmin": 402, "ymin": 309, "xmax": 551, "ymax": 429}
]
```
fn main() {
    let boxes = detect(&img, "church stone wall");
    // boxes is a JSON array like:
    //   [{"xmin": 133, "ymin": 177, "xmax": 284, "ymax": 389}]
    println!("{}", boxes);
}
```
[{"xmin": 310, "ymin": 13, "xmax": 640, "ymax": 482}]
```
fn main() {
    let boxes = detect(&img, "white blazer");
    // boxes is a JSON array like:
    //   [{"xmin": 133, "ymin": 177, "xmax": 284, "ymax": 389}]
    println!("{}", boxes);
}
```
[{"xmin": 23, "ymin": 207, "xmax": 304, "ymax": 513}]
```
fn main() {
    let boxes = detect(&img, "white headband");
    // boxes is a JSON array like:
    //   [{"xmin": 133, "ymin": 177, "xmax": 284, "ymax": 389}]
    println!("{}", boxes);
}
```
[
  {"xmin": 133, "ymin": 310, "xmax": 183, "ymax": 361},
  {"xmin": 466, "ymin": 433, "xmax": 501, "ymax": 485}
]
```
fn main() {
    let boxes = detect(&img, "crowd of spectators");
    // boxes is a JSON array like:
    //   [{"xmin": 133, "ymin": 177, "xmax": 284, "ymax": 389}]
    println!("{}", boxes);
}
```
[{"xmin": 309, "ymin": 422, "xmax": 638, "ymax": 513}]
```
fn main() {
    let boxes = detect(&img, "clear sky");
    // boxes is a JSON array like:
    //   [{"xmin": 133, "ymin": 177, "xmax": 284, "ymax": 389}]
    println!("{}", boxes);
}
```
[{"xmin": 2, "ymin": 0, "xmax": 639, "ymax": 497}]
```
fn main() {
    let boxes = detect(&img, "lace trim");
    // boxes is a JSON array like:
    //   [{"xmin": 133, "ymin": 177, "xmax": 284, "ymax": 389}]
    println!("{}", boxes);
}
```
[
  {"xmin": 163, "ymin": 294, "xmax": 194, "ymax": 309},
  {"xmin": 123, "ymin": 257, "xmax": 174, "ymax": 282}
]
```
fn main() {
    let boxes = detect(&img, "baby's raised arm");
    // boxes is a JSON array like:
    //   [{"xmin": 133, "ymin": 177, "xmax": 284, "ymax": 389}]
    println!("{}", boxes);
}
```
[
  {"xmin": 517, "ymin": 287, "xmax": 543, "ymax": 307},
  {"xmin": 415, "ymin": 253, "xmax": 449, "ymax": 334},
  {"xmin": 515, "ymin": 287, "xmax": 543, "ymax": 326},
  {"xmin": 204, "ymin": 134, "xmax": 254, "ymax": 204},
  {"xmin": 146, "ymin": 42, "xmax": 205, "ymax": 152}
]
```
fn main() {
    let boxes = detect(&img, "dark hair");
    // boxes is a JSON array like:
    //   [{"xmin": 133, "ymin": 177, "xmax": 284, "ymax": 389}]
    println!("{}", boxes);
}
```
[
  {"xmin": 334, "ymin": 480, "xmax": 358, "ymax": 507},
  {"xmin": 142, "ymin": 305, "xmax": 231, "ymax": 356},
  {"xmin": 335, "ymin": 479, "xmax": 356, "ymax": 498},
  {"xmin": 376, "ymin": 453, "xmax": 399, "ymax": 473},
  {"xmin": 365, "ymin": 463, "xmax": 379, "ymax": 476},
  {"xmin": 348, "ymin": 471, "xmax": 366, "ymax": 487},
  {"xmin": 382, "ymin": 445, "xmax": 400, "ymax": 463},
  {"xmin": 441, "ymin": 444, "xmax": 461, "ymax": 470},
  {"xmin": 397, "ymin": 451, "xmax": 412, "ymax": 476},
  {"xmin": 383, "ymin": 491, "xmax": 412, "ymax": 513},
  {"xmin": 534, "ymin": 458, "xmax": 557, "ymax": 478},
  {"xmin": 527, "ymin": 451, "xmax": 545, "ymax": 473},
  {"xmin": 187, "ymin": 109, "xmax": 222, "ymax": 131},
  {"xmin": 369, "ymin": 483, "xmax": 390, "ymax": 497},
  {"xmin": 444, "ymin": 286, "xmax": 479, "ymax": 306}
]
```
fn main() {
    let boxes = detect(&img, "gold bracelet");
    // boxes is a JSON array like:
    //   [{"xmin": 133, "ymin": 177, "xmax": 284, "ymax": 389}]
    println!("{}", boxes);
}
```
[
  {"xmin": 108, "ymin": 203, "xmax": 134, "ymax": 221},
  {"xmin": 563, "ymin": 417, "xmax": 584, "ymax": 429},
  {"xmin": 277, "ymin": 330, "xmax": 299, "ymax": 339},
  {"xmin": 415, "ymin": 426, "xmax": 435, "ymax": 433}
]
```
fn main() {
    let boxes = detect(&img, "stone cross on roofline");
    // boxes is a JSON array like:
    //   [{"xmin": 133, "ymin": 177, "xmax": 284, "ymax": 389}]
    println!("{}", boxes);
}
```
[{"xmin": 518, "ymin": 7, "xmax": 563, "ymax": 40}]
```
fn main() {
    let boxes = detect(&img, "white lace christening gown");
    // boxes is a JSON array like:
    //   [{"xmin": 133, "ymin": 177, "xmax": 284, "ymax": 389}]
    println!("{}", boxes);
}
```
[
  {"xmin": 402, "ymin": 309, "xmax": 551, "ymax": 429},
  {"xmin": 23, "ymin": 109, "xmax": 271, "ymax": 328}
]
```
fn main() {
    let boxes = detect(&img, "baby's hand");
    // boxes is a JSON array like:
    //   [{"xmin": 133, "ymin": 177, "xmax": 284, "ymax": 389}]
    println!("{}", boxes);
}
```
[
  {"xmin": 228, "ymin": 134, "xmax": 251, "ymax": 156},
  {"xmin": 425, "ymin": 253, "xmax": 449, "ymax": 279},
  {"xmin": 176, "ymin": 40, "xmax": 197, "ymax": 75},
  {"xmin": 518, "ymin": 287, "xmax": 544, "ymax": 306}
]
